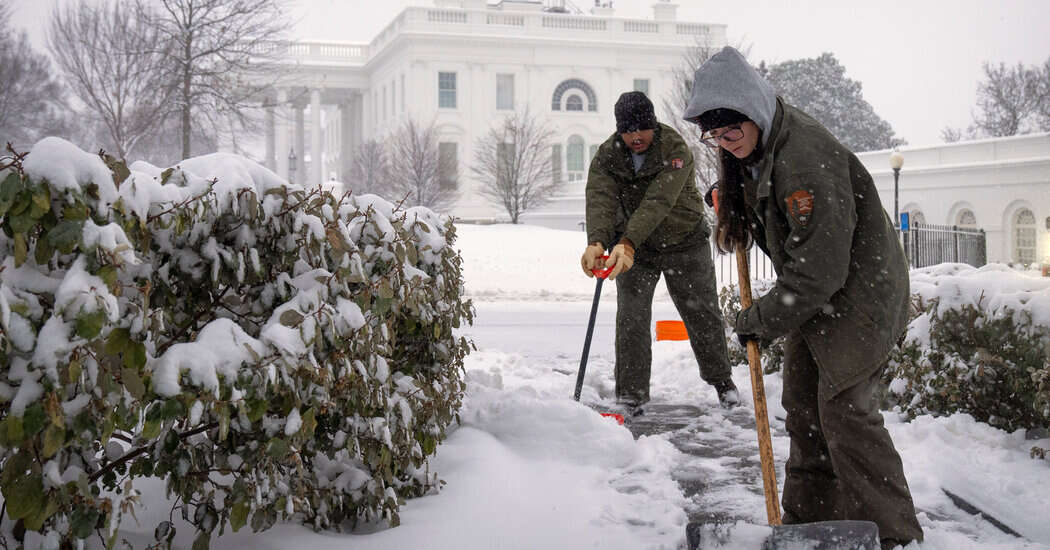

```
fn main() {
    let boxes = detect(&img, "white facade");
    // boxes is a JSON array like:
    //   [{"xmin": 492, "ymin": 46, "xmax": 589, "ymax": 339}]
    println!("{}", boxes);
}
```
[
  {"xmin": 860, "ymin": 133, "xmax": 1050, "ymax": 266},
  {"xmin": 261, "ymin": 0, "xmax": 726, "ymax": 219}
]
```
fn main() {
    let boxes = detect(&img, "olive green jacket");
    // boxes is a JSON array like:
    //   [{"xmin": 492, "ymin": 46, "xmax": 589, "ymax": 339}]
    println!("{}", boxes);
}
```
[
  {"xmin": 585, "ymin": 123, "xmax": 708, "ymax": 258},
  {"xmin": 737, "ymin": 99, "xmax": 911, "ymax": 399}
]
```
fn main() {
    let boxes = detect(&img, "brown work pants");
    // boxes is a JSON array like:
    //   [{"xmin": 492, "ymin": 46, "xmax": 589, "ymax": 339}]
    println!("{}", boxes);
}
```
[
  {"xmin": 781, "ymin": 331, "xmax": 924, "ymax": 543},
  {"xmin": 613, "ymin": 239, "xmax": 731, "ymax": 405}
]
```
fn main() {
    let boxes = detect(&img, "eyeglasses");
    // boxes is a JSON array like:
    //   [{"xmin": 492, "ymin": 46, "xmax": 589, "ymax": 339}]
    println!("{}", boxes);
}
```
[{"xmin": 700, "ymin": 124, "xmax": 744, "ymax": 149}]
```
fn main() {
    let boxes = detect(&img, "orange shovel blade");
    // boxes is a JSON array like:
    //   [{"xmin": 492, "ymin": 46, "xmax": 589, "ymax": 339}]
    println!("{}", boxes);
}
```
[
  {"xmin": 655, "ymin": 320, "xmax": 688, "ymax": 341},
  {"xmin": 600, "ymin": 412, "xmax": 625, "ymax": 425}
]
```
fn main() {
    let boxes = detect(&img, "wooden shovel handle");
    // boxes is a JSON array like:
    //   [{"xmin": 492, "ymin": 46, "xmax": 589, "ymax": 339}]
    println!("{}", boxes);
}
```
[{"xmin": 735, "ymin": 249, "xmax": 783, "ymax": 526}]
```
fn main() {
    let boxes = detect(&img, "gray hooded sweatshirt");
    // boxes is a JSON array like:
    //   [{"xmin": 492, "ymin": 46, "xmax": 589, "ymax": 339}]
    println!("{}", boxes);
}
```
[
  {"xmin": 683, "ymin": 46, "xmax": 777, "ymax": 146},
  {"xmin": 684, "ymin": 46, "xmax": 911, "ymax": 400}
]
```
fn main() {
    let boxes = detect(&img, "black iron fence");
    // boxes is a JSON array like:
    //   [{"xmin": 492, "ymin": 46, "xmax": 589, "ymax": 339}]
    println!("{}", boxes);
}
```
[
  {"xmin": 902, "ymin": 223, "xmax": 987, "ymax": 268},
  {"xmin": 712, "ymin": 223, "xmax": 987, "ymax": 284}
]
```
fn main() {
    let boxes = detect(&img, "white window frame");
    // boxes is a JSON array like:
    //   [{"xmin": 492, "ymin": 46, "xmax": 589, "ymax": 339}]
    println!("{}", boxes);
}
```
[{"xmin": 439, "ymin": 72, "xmax": 457, "ymax": 109}]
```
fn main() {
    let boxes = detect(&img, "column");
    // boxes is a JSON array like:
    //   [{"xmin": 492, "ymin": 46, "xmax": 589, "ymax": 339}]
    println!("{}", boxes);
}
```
[
  {"xmin": 275, "ymin": 88, "xmax": 289, "ymax": 180},
  {"xmin": 311, "ymin": 88, "xmax": 323, "ymax": 186},
  {"xmin": 294, "ymin": 105, "xmax": 306, "ymax": 183},
  {"xmin": 264, "ymin": 102, "xmax": 275, "ymax": 171},
  {"xmin": 340, "ymin": 97, "xmax": 357, "ymax": 184}
]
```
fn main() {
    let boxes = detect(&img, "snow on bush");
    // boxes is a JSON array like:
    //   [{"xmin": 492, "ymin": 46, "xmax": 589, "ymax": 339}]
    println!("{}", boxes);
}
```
[
  {"xmin": 0, "ymin": 139, "xmax": 473, "ymax": 548},
  {"xmin": 885, "ymin": 263, "xmax": 1050, "ymax": 437}
]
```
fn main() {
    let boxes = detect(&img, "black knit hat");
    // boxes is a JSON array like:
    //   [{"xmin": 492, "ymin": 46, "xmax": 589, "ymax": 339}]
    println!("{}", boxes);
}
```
[
  {"xmin": 614, "ymin": 91, "xmax": 657, "ymax": 133},
  {"xmin": 696, "ymin": 108, "xmax": 750, "ymax": 132}
]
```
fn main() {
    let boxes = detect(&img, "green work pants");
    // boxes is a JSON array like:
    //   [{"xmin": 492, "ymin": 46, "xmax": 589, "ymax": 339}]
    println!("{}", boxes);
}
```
[
  {"xmin": 613, "ymin": 239, "xmax": 731, "ymax": 405},
  {"xmin": 781, "ymin": 330, "xmax": 924, "ymax": 543}
]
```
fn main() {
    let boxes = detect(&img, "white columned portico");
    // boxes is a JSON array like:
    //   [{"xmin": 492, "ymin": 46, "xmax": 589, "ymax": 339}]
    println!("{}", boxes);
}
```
[
  {"xmin": 264, "ymin": 104, "xmax": 275, "ymax": 171},
  {"xmin": 275, "ymin": 88, "xmax": 289, "ymax": 180},
  {"xmin": 311, "ymin": 89, "xmax": 323, "ymax": 186},
  {"xmin": 294, "ymin": 105, "xmax": 306, "ymax": 183}
]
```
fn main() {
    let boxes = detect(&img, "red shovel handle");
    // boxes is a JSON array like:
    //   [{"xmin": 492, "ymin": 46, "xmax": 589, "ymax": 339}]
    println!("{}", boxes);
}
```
[{"xmin": 591, "ymin": 255, "xmax": 614, "ymax": 279}]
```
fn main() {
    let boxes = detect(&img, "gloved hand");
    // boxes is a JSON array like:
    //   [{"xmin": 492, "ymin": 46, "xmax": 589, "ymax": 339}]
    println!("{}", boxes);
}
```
[
  {"xmin": 580, "ymin": 242, "xmax": 604, "ymax": 277},
  {"xmin": 736, "ymin": 332, "xmax": 759, "ymax": 349},
  {"xmin": 704, "ymin": 182, "xmax": 719, "ymax": 208},
  {"xmin": 606, "ymin": 241, "xmax": 635, "ymax": 280}
]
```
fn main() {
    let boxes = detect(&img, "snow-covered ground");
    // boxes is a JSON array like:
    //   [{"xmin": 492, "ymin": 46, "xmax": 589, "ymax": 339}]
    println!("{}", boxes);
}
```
[{"xmin": 98, "ymin": 223, "xmax": 1050, "ymax": 549}]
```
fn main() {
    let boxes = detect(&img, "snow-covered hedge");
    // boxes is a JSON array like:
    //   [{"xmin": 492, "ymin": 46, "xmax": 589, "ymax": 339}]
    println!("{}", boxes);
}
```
[
  {"xmin": 885, "ymin": 264, "xmax": 1050, "ymax": 435},
  {"xmin": 0, "ymin": 139, "xmax": 472, "ymax": 548}
]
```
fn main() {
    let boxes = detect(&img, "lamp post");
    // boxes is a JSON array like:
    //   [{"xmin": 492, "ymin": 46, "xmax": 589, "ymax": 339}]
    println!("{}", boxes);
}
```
[
  {"xmin": 889, "ymin": 150, "xmax": 904, "ymax": 230},
  {"xmin": 288, "ymin": 148, "xmax": 297, "ymax": 182}
]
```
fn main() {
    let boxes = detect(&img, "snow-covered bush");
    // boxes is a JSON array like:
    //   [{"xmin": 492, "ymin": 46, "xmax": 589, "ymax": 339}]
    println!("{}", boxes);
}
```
[
  {"xmin": 885, "ymin": 264, "xmax": 1050, "ymax": 436},
  {"xmin": 0, "ymin": 139, "xmax": 472, "ymax": 548},
  {"xmin": 718, "ymin": 282, "xmax": 784, "ymax": 373}
]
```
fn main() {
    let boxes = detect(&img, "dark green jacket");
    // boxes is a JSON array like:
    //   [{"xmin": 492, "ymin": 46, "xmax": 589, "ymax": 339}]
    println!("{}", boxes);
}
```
[
  {"xmin": 737, "ymin": 99, "xmax": 911, "ymax": 399},
  {"xmin": 585, "ymin": 123, "xmax": 708, "ymax": 258}
]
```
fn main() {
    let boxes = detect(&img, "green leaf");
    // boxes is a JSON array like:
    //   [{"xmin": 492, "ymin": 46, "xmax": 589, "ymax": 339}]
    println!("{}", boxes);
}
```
[
  {"xmin": 63, "ymin": 201, "xmax": 89, "ymax": 221},
  {"xmin": 75, "ymin": 310, "xmax": 108, "ymax": 339},
  {"xmin": 68, "ymin": 359, "xmax": 82, "ymax": 384},
  {"xmin": 8, "ymin": 210, "xmax": 34, "ymax": 233},
  {"xmin": 6, "ymin": 414, "xmax": 23, "ymax": 442},
  {"xmin": 42, "ymin": 425, "xmax": 65, "ymax": 458},
  {"xmin": 46, "ymin": 220, "xmax": 84, "ymax": 255},
  {"xmin": 99, "ymin": 264, "xmax": 118, "ymax": 287},
  {"xmin": 300, "ymin": 407, "xmax": 317, "ymax": 438},
  {"xmin": 105, "ymin": 327, "xmax": 131, "ymax": 355},
  {"xmin": 230, "ymin": 501, "xmax": 250, "ymax": 532},
  {"xmin": 0, "ymin": 170, "xmax": 22, "ymax": 217},
  {"xmin": 247, "ymin": 399, "xmax": 267, "ymax": 423},
  {"xmin": 160, "ymin": 167, "xmax": 175, "ymax": 184},
  {"xmin": 34, "ymin": 235, "xmax": 53, "ymax": 265},
  {"xmin": 142, "ymin": 418, "xmax": 161, "ymax": 440},
  {"xmin": 160, "ymin": 398, "xmax": 184, "ymax": 420},
  {"xmin": 30, "ymin": 186, "xmax": 51, "ymax": 218},
  {"xmin": 13, "ymin": 232, "xmax": 27, "ymax": 267},
  {"xmin": 71, "ymin": 507, "xmax": 100, "ymax": 539},
  {"xmin": 122, "ymin": 367, "xmax": 146, "ymax": 400},
  {"xmin": 2, "ymin": 452, "xmax": 44, "ymax": 521},
  {"xmin": 104, "ymin": 155, "xmax": 131, "ymax": 186},
  {"xmin": 279, "ymin": 310, "xmax": 304, "ymax": 327},
  {"xmin": 23, "ymin": 402, "xmax": 46, "ymax": 437},
  {"xmin": 374, "ymin": 297, "xmax": 391, "ymax": 316},
  {"xmin": 124, "ymin": 341, "xmax": 147, "ymax": 371},
  {"xmin": 266, "ymin": 437, "xmax": 290, "ymax": 459},
  {"xmin": 23, "ymin": 498, "xmax": 59, "ymax": 531},
  {"xmin": 378, "ymin": 279, "xmax": 394, "ymax": 299}
]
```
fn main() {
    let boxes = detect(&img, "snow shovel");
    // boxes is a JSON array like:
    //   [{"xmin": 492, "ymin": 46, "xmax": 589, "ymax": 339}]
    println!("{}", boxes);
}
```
[
  {"xmin": 685, "ymin": 249, "xmax": 879, "ymax": 549},
  {"xmin": 573, "ymin": 255, "xmax": 625, "ymax": 425}
]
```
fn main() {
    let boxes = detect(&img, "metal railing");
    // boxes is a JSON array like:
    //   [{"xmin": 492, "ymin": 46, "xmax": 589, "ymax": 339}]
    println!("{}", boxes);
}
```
[{"xmin": 902, "ymin": 223, "xmax": 987, "ymax": 268}]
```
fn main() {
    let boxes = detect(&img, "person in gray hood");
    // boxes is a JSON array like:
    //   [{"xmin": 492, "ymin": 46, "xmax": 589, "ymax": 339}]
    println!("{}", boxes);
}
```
[{"xmin": 683, "ymin": 46, "xmax": 923, "ymax": 550}]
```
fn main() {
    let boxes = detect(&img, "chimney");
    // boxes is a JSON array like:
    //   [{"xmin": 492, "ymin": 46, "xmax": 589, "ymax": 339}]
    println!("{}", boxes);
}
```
[
  {"xmin": 652, "ymin": 1, "xmax": 677, "ymax": 21},
  {"xmin": 591, "ymin": 1, "xmax": 614, "ymax": 16}
]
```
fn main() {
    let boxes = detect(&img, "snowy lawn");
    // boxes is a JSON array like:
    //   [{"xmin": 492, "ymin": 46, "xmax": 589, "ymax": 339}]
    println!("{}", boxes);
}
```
[{"xmin": 29, "ymin": 223, "xmax": 1050, "ymax": 549}]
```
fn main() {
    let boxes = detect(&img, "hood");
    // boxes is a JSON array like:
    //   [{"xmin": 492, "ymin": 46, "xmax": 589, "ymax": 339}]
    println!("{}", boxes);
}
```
[{"xmin": 683, "ymin": 46, "xmax": 777, "ymax": 144}]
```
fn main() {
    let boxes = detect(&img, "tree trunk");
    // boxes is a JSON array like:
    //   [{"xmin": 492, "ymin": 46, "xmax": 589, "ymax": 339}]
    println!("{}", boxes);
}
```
[{"xmin": 181, "ymin": 36, "xmax": 193, "ymax": 159}]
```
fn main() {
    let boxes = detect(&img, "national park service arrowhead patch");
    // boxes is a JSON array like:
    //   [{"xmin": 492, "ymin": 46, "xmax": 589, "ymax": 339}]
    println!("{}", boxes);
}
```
[{"xmin": 786, "ymin": 190, "xmax": 814, "ymax": 226}]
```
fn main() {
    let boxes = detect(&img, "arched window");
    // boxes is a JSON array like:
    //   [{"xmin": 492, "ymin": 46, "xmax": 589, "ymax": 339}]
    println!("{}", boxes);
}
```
[
  {"xmin": 910, "ymin": 210, "xmax": 926, "ymax": 226},
  {"xmin": 566, "ymin": 94, "xmax": 583, "ymax": 112},
  {"xmin": 1013, "ymin": 208, "xmax": 1036, "ymax": 265},
  {"xmin": 956, "ymin": 209, "xmax": 976, "ymax": 228},
  {"xmin": 567, "ymin": 135, "xmax": 585, "ymax": 181},
  {"xmin": 551, "ymin": 79, "xmax": 598, "ymax": 112}
]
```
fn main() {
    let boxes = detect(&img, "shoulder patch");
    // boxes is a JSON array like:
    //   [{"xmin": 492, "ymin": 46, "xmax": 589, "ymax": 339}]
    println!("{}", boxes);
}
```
[
  {"xmin": 670, "ymin": 158, "xmax": 683, "ymax": 169},
  {"xmin": 785, "ymin": 190, "xmax": 814, "ymax": 226}
]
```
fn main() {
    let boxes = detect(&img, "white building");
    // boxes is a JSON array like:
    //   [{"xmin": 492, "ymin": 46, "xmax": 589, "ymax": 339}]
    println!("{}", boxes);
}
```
[
  {"xmin": 262, "ymin": 0, "xmax": 725, "ymax": 219},
  {"xmin": 860, "ymin": 133, "xmax": 1050, "ymax": 266}
]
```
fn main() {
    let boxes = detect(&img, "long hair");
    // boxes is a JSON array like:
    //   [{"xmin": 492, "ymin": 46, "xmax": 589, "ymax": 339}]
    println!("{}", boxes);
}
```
[{"xmin": 713, "ymin": 140, "xmax": 764, "ymax": 254}]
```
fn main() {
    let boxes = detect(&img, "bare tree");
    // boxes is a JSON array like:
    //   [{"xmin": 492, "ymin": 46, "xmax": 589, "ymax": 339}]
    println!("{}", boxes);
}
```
[
  {"xmin": 1037, "ymin": 57, "xmax": 1050, "ymax": 132},
  {"xmin": 49, "ymin": 0, "xmax": 175, "ymax": 160},
  {"xmin": 471, "ymin": 108, "xmax": 557, "ymax": 223},
  {"xmin": 0, "ymin": 1, "xmax": 68, "ymax": 148},
  {"xmin": 387, "ymin": 119, "xmax": 458, "ymax": 212},
  {"xmin": 660, "ymin": 40, "xmax": 727, "ymax": 193},
  {"xmin": 348, "ymin": 139, "xmax": 390, "ymax": 196},
  {"xmin": 139, "ymin": 0, "xmax": 291, "ymax": 159},
  {"xmin": 972, "ymin": 61, "xmax": 1041, "ymax": 137}
]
